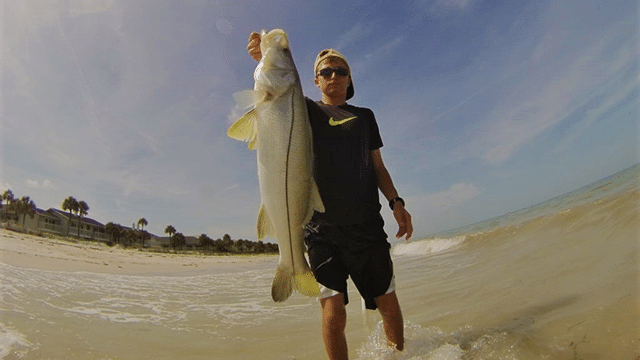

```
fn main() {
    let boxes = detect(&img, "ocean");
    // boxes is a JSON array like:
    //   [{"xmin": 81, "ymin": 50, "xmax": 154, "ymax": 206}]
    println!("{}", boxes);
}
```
[{"xmin": 1, "ymin": 164, "xmax": 638, "ymax": 359}]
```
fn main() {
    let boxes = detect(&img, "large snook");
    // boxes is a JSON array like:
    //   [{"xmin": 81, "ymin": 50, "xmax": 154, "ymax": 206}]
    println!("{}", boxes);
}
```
[{"xmin": 228, "ymin": 29, "xmax": 324, "ymax": 302}]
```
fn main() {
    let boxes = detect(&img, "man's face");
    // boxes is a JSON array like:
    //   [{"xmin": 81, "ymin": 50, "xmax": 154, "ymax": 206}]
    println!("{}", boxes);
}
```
[{"xmin": 314, "ymin": 57, "xmax": 351, "ymax": 99}]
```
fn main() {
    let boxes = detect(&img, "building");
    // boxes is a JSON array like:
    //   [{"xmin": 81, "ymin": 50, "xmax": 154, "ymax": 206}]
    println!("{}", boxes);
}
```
[{"xmin": 4, "ymin": 207, "xmax": 109, "ymax": 242}]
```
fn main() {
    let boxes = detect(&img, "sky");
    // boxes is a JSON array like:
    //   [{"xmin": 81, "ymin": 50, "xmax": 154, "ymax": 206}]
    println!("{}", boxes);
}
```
[{"xmin": 1, "ymin": 0, "xmax": 638, "ymax": 242}]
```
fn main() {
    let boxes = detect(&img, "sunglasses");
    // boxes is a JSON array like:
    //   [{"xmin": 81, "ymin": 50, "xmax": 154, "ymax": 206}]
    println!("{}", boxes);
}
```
[{"xmin": 317, "ymin": 67, "xmax": 349, "ymax": 77}]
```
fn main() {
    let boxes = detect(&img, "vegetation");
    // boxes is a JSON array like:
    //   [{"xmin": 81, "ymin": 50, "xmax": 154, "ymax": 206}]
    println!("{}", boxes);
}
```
[
  {"xmin": 17, "ymin": 196, "xmax": 37, "ymax": 226},
  {"xmin": 78, "ymin": 200, "xmax": 89, "ymax": 237},
  {"xmin": 0, "ymin": 188, "xmax": 278, "ymax": 255},
  {"xmin": 61, "ymin": 196, "xmax": 90, "ymax": 237},
  {"xmin": 1, "ymin": 191, "xmax": 37, "ymax": 226},
  {"xmin": 1, "ymin": 190, "xmax": 16, "ymax": 221}
]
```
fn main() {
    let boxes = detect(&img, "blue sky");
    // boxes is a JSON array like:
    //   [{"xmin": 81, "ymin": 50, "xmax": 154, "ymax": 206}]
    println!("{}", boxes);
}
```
[{"xmin": 2, "ymin": 0, "xmax": 637, "ymax": 241}]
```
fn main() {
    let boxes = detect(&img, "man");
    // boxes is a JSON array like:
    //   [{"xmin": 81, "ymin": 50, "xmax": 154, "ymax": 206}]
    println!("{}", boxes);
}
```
[{"xmin": 247, "ymin": 32, "xmax": 413, "ymax": 360}]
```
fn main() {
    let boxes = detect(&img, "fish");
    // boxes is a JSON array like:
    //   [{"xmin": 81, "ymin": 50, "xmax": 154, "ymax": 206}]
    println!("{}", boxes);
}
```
[{"xmin": 228, "ymin": 29, "xmax": 324, "ymax": 302}]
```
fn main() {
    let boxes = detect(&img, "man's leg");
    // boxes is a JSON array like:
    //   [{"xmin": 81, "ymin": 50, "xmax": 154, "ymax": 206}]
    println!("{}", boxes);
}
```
[
  {"xmin": 374, "ymin": 291, "xmax": 404, "ymax": 351},
  {"xmin": 320, "ymin": 293, "xmax": 349, "ymax": 360}
]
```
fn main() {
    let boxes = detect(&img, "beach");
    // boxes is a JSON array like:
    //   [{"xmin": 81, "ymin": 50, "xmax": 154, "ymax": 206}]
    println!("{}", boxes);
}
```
[
  {"xmin": 1, "ymin": 165, "xmax": 639, "ymax": 359},
  {"xmin": 0, "ymin": 229, "xmax": 276, "ymax": 277}
]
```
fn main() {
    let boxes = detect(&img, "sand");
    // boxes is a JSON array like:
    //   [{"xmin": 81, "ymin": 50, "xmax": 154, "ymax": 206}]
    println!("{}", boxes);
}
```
[{"xmin": 0, "ymin": 228, "xmax": 276, "ymax": 276}]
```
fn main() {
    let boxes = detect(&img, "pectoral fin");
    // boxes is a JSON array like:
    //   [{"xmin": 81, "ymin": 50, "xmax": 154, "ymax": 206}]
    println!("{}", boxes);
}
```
[
  {"xmin": 228, "ymin": 108, "xmax": 258, "ymax": 150},
  {"xmin": 257, "ymin": 204, "xmax": 276, "ymax": 240},
  {"xmin": 233, "ymin": 89, "xmax": 261, "ymax": 109}
]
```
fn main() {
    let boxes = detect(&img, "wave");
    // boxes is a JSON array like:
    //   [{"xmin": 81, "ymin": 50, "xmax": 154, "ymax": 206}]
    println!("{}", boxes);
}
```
[
  {"xmin": 0, "ymin": 323, "xmax": 31, "ymax": 359},
  {"xmin": 356, "ymin": 319, "xmax": 541, "ymax": 360},
  {"xmin": 391, "ymin": 236, "xmax": 466, "ymax": 257}
]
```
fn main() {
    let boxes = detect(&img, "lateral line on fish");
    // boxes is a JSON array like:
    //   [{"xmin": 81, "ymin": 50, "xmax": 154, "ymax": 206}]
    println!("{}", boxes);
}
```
[{"xmin": 285, "ymin": 89, "xmax": 296, "ymax": 273}]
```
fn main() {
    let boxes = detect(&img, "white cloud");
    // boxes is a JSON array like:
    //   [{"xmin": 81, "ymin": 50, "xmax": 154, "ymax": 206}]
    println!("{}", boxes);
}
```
[
  {"xmin": 220, "ymin": 184, "xmax": 240, "ymax": 194},
  {"xmin": 215, "ymin": 18, "xmax": 234, "ymax": 35},
  {"xmin": 464, "ymin": 7, "xmax": 637, "ymax": 165},
  {"xmin": 68, "ymin": 0, "xmax": 116, "ymax": 17},
  {"xmin": 335, "ymin": 21, "xmax": 377, "ymax": 51},
  {"xmin": 412, "ymin": 0, "xmax": 477, "ymax": 15},
  {"xmin": 26, "ymin": 179, "xmax": 55, "ymax": 189},
  {"xmin": 349, "ymin": 36, "xmax": 404, "ymax": 79},
  {"xmin": 413, "ymin": 182, "xmax": 481, "ymax": 211},
  {"xmin": 434, "ymin": 0, "xmax": 473, "ymax": 10}
]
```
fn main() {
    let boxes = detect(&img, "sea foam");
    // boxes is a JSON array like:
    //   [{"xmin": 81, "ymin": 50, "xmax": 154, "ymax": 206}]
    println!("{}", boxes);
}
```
[
  {"xmin": 0, "ymin": 324, "xmax": 32, "ymax": 359},
  {"xmin": 391, "ymin": 236, "xmax": 466, "ymax": 257}
]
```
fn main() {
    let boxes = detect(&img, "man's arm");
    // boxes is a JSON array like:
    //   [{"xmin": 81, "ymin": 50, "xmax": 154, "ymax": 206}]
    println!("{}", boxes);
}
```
[{"xmin": 371, "ymin": 149, "xmax": 413, "ymax": 240}]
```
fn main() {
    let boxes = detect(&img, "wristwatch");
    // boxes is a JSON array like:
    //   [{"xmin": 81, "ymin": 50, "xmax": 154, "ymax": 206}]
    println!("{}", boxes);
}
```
[{"xmin": 389, "ymin": 197, "xmax": 405, "ymax": 210}]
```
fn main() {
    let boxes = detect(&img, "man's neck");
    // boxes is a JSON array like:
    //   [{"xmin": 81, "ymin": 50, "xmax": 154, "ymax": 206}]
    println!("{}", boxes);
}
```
[{"xmin": 320, "ymin": 94, "xmax": 347, "ymax": 106}]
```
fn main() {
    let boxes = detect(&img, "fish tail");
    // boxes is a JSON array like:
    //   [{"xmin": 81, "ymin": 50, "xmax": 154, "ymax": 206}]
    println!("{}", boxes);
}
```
[
  {"xmin": 271, "ymin": 265, "xmax": 320, "ymax": 301},
  {"xmin": 271, "ymin": 266, "xmax": 294, "ymax": 302},
  {"xmin": 294, "ymin": 268, "xmax": 321, "ymax": 298}
]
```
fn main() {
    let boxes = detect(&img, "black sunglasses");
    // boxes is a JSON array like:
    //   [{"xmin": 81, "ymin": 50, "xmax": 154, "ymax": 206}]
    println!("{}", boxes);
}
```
[{"xmin": 317, "ymin": 67, "xmax": 349, "ymax": 77}]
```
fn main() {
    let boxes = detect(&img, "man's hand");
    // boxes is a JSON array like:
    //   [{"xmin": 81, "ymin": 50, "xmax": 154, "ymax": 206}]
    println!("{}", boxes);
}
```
[
  {"xmin": 393, "ymin": 203, "xmax": 413, "ymax": 240},
  {"xmin": 247, "ymin": 32, "xmax": 262, "ymax": 62}
]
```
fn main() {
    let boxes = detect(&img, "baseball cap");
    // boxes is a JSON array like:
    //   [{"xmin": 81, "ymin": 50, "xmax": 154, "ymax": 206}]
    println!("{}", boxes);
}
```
[{"xmin": 314, "ymin": 49, "xmax": 354, "ymax": 100}]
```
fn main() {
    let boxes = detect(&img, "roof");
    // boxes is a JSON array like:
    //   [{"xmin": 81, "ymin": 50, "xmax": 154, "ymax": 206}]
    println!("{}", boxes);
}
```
[{"xmin": 47, "ymin": 208, "xmax": 105, "ymax": 227}]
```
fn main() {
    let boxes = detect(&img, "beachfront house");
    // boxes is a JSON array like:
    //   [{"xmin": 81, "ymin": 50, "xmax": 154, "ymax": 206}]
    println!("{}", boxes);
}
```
[{"xmin": 16, "ymin": 208, "xmax": 109, "ymax": 242}]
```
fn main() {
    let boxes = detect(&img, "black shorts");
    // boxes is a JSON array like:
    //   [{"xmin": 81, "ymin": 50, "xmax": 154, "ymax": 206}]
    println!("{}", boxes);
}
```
[{"xmin": 304, "ymin": 217, "xmax": 394, "ymax": 310}]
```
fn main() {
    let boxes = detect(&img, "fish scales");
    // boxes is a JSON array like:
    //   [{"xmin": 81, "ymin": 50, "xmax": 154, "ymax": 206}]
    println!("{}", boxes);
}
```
[{"xmin": 228, "ymin": 29, "xmax": 324, "ymax": 302}]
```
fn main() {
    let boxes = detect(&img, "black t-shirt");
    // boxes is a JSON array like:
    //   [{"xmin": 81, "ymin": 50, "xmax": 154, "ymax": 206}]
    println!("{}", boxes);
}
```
[{"xmin": 305, "ymin": 98, "xmax": 384, "ymax": 225}]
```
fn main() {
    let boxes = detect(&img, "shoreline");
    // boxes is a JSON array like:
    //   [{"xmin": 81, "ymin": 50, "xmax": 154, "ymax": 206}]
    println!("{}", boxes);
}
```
[{"xmin": 0, "ymin": 228, "xmax": 277, "ymax": 276}]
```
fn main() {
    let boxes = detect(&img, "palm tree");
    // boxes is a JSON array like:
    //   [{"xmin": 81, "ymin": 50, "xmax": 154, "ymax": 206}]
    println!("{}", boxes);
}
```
[
  {"xmin": 1, "ymin": 189, "xmax": 14, "ymax": 209},
  {"xmin": 104, "ymin": 222, "xmax": 122, "ymax": 245},
  {"xmin": 1, "ymin": 190, "xmax": 15, "ymax": 221},
  {"xmin": 137, "ymin": 218, "xmax": 149, "ymax": 247},
  {"xmin": 77, "ymin": 201, "xmax": 89, "ymax": 237},
  {"xmin": 173, "ymin": 232, "xmax": 186, "ymax": 250},
  {"xmin": 17, "ymin": 196, "xmax": 36, "ymax": 227},
  {"xmin": 62, "ymin": 196, "xmax": 78, "ymax": 236},
  {"xmin": 165, "ymin": 225, "xmax": 176, "ymax": 247}
]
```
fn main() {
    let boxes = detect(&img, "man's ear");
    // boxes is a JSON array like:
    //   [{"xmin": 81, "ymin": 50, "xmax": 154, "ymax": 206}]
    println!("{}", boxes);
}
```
[{"xmin": 314, "ymin": 76, "xmax": 320, "ymax": 87}]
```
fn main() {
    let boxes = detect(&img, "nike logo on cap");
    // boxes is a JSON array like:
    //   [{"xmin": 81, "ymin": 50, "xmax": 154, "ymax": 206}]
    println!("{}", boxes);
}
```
[{"xmin": 328, "ymin": 116, "xmax": 357, "ymax": 126}]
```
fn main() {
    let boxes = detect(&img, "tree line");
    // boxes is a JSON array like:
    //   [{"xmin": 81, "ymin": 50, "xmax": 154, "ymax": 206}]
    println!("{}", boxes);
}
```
[{"xmin": 1, "ymin": 189, "xmax": 277, "ymax": 255}]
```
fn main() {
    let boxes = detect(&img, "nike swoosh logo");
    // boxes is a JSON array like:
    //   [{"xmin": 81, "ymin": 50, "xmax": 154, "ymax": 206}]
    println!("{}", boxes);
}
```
[{"xmin": 328, "ymin": 116, "xmax": 357, "ymax": 126}]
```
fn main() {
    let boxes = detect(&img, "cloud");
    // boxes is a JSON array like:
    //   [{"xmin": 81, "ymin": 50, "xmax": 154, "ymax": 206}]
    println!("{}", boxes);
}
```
[
  {"xmin": 0, "ymin": 183, "xmax": 12, "ymax": 193},
  {"xmin": 434, "ymin": 0, "xmax": 474, "ymax": 10},
  {"xmin": 68, "ymin": 0, "xmax": 116, "ymax": 17},
  {"xmin": 26, "ymin": 179, "xmax": 55, "ymax": 189},
  {"xmin": 335, "ymin": 21, "xmax": 377, "ymax": 51},
  {"xmin": 348, "ymin": 35, "xmax": 404, "ymax": 79},
  {"xmin": 215, "ymin": 18, "xmax": 234, "ymax": 35},
  {"xmin": 413, "ymin": 182, "xmax": 481, "ymax": 211},
  {"xmin": 220, "ymin": 184, "xmax": 240, "ymax": 194},
  {"xmin": 412, "ymin": 0, "xmax": 477, "ymax": 15},
  {"xmin": 459, "ymin": 3, "xmax": 637, "ymax": 166}
]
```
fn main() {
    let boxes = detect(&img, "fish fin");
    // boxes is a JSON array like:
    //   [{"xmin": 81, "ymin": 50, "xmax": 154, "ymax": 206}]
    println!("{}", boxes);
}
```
[
  {"xmin": 256, "ymin": 204, "xmax": 276, "ymax": 240},
  {"xmin": 294, "ymin": 267, "xmax": 320, "ymax": 298},
  {"xmin": 271, "ymin": 265, "xmax": 293, "ymax": 302},
  {"xmin": 233, "ymin": 89, "xmax": 261, "ymax": 109},
  {"xmin": 228, "ymin": 108, "xmax": 258, "ymax": 150}
]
